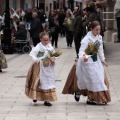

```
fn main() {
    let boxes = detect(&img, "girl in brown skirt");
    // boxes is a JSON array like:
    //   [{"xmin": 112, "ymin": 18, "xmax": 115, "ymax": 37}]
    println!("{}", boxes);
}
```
[
  {"xmin": 25, "ymin": 32, "xmax": 57, "ymax": 106},
  {"xmin": 62, "ymin": 21, "xmax": 111, "ymax": 105}
]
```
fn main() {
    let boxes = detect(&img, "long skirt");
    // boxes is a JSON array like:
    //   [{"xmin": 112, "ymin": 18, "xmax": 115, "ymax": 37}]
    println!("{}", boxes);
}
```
[
  {"xmin": 25, "ymin": 63, "xmax": 57, "ymax": 101},
  {"xmin": 62, "ymin": 64, "xmax": 111, "ymax": 103},
  {"xmin": 0, "ymin": 50, "xmax": 8, "ymax": 69}
]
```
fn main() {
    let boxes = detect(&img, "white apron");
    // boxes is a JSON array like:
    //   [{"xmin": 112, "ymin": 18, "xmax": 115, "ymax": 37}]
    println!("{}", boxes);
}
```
[
  {"xmin": 29, "ymin": 42, "xmax": 56, "ymax": 90},
  {"xmin": 76, "ymin": 31, "xmax": 108, "ymax": 92}
]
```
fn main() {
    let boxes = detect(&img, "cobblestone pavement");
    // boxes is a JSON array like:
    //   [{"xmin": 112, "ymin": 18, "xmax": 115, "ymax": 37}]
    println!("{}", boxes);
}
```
[{"xmin": 0, "ymin": 37, "xmax": 120, "ymax": 120}]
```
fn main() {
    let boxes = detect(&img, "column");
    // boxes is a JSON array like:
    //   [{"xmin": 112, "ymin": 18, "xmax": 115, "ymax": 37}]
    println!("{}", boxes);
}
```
[{"xmin": 106, "ymin": 0, "xmax": 116, "ymax": 30}]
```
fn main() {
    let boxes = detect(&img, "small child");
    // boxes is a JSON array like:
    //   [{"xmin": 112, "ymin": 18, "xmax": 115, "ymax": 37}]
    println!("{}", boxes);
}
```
[{"xmin": 25, "ymin": 31, "xmax": 57, "ymax": 106}]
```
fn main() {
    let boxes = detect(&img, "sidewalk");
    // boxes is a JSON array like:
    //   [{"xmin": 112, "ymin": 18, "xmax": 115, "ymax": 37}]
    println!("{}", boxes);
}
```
[{"xmin": 0, "ymin": 37, "xmax": 120, "ymax": 120}]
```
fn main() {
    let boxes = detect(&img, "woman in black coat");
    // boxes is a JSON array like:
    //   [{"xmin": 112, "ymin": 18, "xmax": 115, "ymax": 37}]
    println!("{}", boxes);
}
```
[{"xmin": 49, "ymin": 11, "xmax": 60, "ymax": 48}]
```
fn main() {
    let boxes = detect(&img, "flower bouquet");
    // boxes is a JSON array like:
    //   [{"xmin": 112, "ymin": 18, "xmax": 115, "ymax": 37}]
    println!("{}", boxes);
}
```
[
  {"xmin": 84, "ymin": 40, "xmax": 100, "ymax": 62},
  {"xmin": 42, "ymin": 50, "xmax": 62, "ymax": 67},
  {"xmin": 50, "ymin": 50, "xmax": 62, "ymax": 57},
  {"xmin": 49, "ymin": 50, "xmax": 62, "ymax": 62}
]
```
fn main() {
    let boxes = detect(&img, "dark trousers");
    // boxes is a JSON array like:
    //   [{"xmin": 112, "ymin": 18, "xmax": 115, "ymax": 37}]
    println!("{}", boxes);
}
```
[
  {"xmin": 66, "ymin": 31, "xmax": 73, "ymax": 47},
  {"xmin": 60, "ymin": 25, "xmax": 65, "ymax": 36},
  {"xmin": 74, "ymin": 32, "xmax": 83, "ymax": 57},
  {"xmin": 51, "ymin": 33, "xmax": 58, "ymax": 47},
  {"xmin": 60, "ymin": 30, "xmax": 65, "ymax": 36},
  {"xmin": 32, "ymin": 38, "xmax": 40, "ymax": 46},
  {"xmin": 116, "ymin": 17, "xmax": 120, "ymax": 41}
]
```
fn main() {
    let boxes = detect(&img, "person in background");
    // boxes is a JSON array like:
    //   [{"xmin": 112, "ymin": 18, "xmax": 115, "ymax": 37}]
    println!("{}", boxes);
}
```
[
  {"xmin": 38, "ymin": 9, "xmax": 47, "ymax": 31},
  {"xmin": 0, "ymin": 16, "xmax": 3, "ymax": 31},
  {"xmin": 82, "ymin": 3, "xmax": 100, "ymax": 35},
  {"xmin": 58, "ymin": 9, "xmax": 66, "ymax": 37},
  {"xmin": 84, "ymin": 0, "xmax": 93, "ymax": 6},
  {"xmin": 95, "ymin": 3, "xmax": 105, "ymax": 37},
  {"xmin": 10, "ymin": 8, "xmax": 20, "ymax": 20},
  {"xmin": 19, "ymin": 8, "xmax": 25, "ymax": 21},
  {"xmin": 95, "ymin": 0, "xmax": 107, "ymax": 7},
  {"xmin": 30, "ymin": 12, "xmax": 43, "ymax": 46},
  {"xmin": 14, "ymin": 22, "xmax": 27, "ymax": 40},
  {"xmin": 10, "ymin": 8, "xmax": 19, "ymax": 33},
  {"xmin": 49, "ymin": 11, "xmax": 60, "ymax": 48},
  {"xmin": 39, "ymin": 9, "xmax": 47, "ymax": 24},
  {"xmin": 64, "ymin": 12, "xmax": 73, "ymax": 47},
  {"xmin": 73, "ymin": 10, "xmax": 84, "ymax": 58},
  {"xmin": 73, "ymin": 7, "xmax": 79, "ymax": 17},
  {"xmin": 24, "ymin": 8, "xmax": 32, "ymax": 23},
  {"xmin": 114, "ymin": 0, "xmax": 120, "ymax": 42},
  {"xmin": 49, "ymin": 10, "xmax": 55, "ymax": 29},
  {"xmin": 66, "ymin": 9, "xmax": 74, "ymax": 19}
]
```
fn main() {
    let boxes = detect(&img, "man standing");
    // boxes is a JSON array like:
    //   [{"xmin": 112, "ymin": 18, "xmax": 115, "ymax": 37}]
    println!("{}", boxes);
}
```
[
  {"xmin": 30, "ymin": 12, "xmax": 43, "ymax": 46},
  {"xmin": 58, "ymin": 9, "xmax": 66, "ymax": 37},
  {"xmin": 73, "ymin": 10, "xmax": 84, "ymax": 58}
]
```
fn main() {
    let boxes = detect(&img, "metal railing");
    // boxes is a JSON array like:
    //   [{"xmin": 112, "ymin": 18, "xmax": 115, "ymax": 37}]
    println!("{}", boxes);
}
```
[{"xmin": 103, "ymin": 12, "xmax": 115, "ymax": 21}]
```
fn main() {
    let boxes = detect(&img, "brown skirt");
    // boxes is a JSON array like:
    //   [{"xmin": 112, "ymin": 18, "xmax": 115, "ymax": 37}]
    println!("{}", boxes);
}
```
[
  {"xmin": 25, "ymin": 63, "xmax": 57, "ymax": 101},
  {"xmin": 0, "ymin": 50, "xmax": 8, "ymax": 69},
  {"xmin": 62, "ymin": 64, "xmax": 111, "ymax": 103}
]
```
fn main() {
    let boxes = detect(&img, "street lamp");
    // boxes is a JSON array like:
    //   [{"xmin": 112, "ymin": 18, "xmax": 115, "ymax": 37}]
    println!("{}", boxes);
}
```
[{"xmin": 3, "ymin": 0, "xmax": 13, "ymax": 54}]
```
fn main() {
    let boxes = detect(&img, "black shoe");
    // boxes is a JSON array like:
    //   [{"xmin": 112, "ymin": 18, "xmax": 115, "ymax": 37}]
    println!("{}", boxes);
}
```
[
  {"xmin": 74, "ymin": 92, "xmax": 80, "ymax": 102},
  {"xmin": 86, "ymin": 100, "xmax": 96, "ymax": 105},
  {"xmin": 33, "ymin": 100, "xmax": 37, "ymax": 103},
  {"xmin": 0, "ymin": 69, "xmax": 2, "ymax": 72},
  {"xmin": 44, "ymin": 101, "xmax": 52, "ymax": 106}
]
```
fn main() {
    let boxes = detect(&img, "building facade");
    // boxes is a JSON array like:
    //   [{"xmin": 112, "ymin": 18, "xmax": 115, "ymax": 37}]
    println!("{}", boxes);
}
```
[
  {"xmin": 0, "ymin": 0, "xmax": 67, "ymax": 16},
  {"xmin": 0, "ymin": 0, "xmax": 116, "ymax": 20}
]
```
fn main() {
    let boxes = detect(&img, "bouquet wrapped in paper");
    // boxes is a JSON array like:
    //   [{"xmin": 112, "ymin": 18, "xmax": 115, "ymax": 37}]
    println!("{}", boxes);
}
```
[
  {"xmin": 50, "ymin": 50, "xmax": 62, "ymax": 57},
  {"xmin": 49, "ymin": 50, "xmax": 62, "ymax": 62},
  {"xmin": 83, "ymin": 40, "xmax": 100, "ymax": 62},
  {"xmin": 42, "ymin": 50, "xmax": 62, "ymax": 67}
]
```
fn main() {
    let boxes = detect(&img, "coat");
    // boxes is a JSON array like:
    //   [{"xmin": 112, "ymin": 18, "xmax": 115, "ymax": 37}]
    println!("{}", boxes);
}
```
[
  {"xmin": 30, "ymin": 17, "xmax": 43, "ymax": 38},
  {"xmin": 15, "ymin": 26, "xmax": 27, "ymax": 40}
]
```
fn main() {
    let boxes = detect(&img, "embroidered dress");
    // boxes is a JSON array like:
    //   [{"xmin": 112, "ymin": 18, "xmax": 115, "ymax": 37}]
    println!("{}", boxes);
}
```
[
  {"xmin": 76, "ymin": 31, "xmax": 106, "ymax": 91},
  {"xmin": 76, "ymin": 31, "xmax": 111, "ymax": 103},
  {"xmin": 25, "ymin": 42, "xmax": 57, "ymax": 101},
  {"xmin": 62, "ymin": 31, "xmax": 111, "ymax": 104}
]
